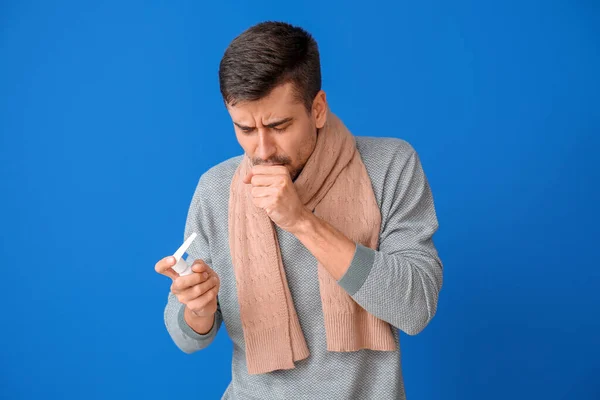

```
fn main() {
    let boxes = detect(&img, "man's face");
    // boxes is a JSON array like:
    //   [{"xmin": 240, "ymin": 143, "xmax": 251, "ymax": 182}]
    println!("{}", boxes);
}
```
[{"xmin": 227, "ymin": 82, "xmax": 327, "ymax": 181}]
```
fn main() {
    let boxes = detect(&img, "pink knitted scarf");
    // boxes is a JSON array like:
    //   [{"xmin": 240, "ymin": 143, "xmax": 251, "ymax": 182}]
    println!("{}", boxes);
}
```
[{"xmin": 228, "ymin": 111, "xmax": 396, "ymax": 375}]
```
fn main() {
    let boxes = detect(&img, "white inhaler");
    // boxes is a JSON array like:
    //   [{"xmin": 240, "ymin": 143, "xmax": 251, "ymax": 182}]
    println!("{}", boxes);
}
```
[{"xmin": 171, "ymin": 232, "xmax": 198, "ymax": 276}]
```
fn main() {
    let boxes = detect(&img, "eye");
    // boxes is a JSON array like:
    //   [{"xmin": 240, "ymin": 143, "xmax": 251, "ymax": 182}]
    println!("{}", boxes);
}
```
[
  {"xmin": 273, "ymin": 125, "xmax": 289, "ymax": 133},
  {"xmin": 240, "ymin": 127, "xmax": 255, "ymax": 134}
]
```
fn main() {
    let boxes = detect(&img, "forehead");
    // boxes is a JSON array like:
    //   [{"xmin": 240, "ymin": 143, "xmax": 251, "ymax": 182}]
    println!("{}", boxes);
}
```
[{"xmin": 227, "ymin": 82, "xmax": 304, "ymax": 123}]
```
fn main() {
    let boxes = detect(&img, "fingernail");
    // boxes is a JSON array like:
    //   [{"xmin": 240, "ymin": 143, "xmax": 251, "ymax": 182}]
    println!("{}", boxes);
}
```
[{"xmin": 167, "ymin": 256, "xmax": 174, "ymax": 264}]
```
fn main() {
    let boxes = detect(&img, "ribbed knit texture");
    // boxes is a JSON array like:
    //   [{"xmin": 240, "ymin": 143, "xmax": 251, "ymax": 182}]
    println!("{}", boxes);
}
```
[
  {"xmin": 228, "ymin": 112, "xmax": 396, "ymax": 374},
  {"xmin": 162, "ymin": 126, "xmax": 444, "ymax": 399}
]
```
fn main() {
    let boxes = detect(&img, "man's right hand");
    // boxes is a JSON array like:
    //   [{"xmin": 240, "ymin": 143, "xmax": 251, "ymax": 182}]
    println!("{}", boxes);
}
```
[{"xmin": 155, "ymin": 256, "xmax": 221, "ymax": 319}]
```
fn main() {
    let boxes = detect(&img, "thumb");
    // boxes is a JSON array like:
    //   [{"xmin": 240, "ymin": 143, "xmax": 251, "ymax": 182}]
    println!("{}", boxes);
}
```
[{"xmin": 156, "ymin": 256, "xmax": 179, "ymax": 281}]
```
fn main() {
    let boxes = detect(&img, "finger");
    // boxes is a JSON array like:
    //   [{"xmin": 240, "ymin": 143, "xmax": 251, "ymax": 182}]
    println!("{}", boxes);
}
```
[
  {"xmin": 171, "ymin": 269, "xmax": 211, "ymax": 293},
  {"xmin": 251, "ymin": 165, "xmax": 289, "ymax": 176},
  {"xmin": 252, "ymin": 197, "xmax": 272, "ymax": 210},
  {"xmin": 251, "ymin": 186, "xmax": 278, "ymax": 198},
  {"xmin": 249, "ymin": 174, "xmax": 287, "ymax": 188},
  {"xmin": 155, "ymin": 256, "xmax": 178, "ymax": 280},
  {"xmin": 155, "ymin": 256, "xmax": 175, "ymax": 273},
  {"xmin": 179, "ymin": 276, "xmax": 219, "ymax": 303},
  {"xmin": 187, "ymin": 286, "xmax": 218, "ymax": 311},
  {"xmin": 243, "ymin": 171, "xmax": 253, "ymax": 184},
  {"xmin": 190, "ymin": 260, "xmax": 212, "ymax": 278}
]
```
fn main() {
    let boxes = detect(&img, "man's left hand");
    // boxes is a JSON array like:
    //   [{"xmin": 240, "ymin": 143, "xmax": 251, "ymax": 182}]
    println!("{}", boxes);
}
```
[{"xmin": 243, "ymin": 165, "xmax": 308, "ymax": 233}]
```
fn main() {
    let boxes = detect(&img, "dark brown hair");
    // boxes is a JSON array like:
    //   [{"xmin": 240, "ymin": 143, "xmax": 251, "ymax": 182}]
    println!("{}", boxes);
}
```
[{"xmin": 219, "ymin": 21, "xmax": 321, "ymax": 112}]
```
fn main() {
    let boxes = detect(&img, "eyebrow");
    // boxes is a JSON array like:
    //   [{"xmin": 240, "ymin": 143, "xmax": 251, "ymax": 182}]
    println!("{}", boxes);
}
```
[{"xmin": 234, "ymin": 117, "xmax": 293, "ymax": 130}]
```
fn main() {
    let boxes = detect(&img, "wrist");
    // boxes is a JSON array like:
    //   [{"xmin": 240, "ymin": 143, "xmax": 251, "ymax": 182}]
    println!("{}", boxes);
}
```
[{"xmin": 291, "ymin": 207, "xmax": 315, "ymax": 236}]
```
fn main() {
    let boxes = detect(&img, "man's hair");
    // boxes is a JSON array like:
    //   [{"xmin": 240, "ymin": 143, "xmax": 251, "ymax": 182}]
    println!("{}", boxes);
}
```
[{"xmin": 219, "ymin": 21, "xmax": 321, "ymax": 112}]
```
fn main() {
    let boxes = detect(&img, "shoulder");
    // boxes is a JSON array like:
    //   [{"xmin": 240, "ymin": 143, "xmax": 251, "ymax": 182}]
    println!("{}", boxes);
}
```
[
  {"xmin": 354, "ymin": 136, "xmax": 425, "ymax": 214},
  {"xmin": 192, "ymin": 154, "xmax": 243, "ymax": 206},
  {"xmin": 198, "ymin": 155, "xmax": 243, "ymax": 189},
  {"xmin": 355, "ymin": 136, "xmax": 417, "ymax": 176}
]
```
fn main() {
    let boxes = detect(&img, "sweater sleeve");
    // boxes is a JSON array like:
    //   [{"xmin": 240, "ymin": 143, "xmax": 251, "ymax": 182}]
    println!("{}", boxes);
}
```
[
  {"xmin": 163, "ymin": 175, "xmax": 223, "ymax": 353},
  {"xmin": 337, "ymin": 148, "xmax": 443, "ymax": 335}
]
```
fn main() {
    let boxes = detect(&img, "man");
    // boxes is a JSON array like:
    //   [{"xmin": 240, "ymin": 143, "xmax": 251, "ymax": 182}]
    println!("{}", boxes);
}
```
[{"xmin": 155, "ymin": 21, "xmax": 443, "ymax": 400}]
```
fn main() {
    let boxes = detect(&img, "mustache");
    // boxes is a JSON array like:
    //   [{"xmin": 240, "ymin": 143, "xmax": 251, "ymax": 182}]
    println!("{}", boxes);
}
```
[{"xmin": 251, "ymin": 155, "xmax": 291, "ymax": 166}]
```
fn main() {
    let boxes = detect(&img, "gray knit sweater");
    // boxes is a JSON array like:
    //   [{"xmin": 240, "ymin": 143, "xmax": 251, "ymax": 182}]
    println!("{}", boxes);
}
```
[{"xmin": 163, "ymin": 136, "xmax": 443, "ymax": 400}]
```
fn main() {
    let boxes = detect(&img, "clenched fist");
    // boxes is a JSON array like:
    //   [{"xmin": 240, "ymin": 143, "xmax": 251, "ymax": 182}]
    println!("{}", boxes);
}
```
[{"xmin": 243, "ymin": 165, "xmax": 309, "ymax": 233}]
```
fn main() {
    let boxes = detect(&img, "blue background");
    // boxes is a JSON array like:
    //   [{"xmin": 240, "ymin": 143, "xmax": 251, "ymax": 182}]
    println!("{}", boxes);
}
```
[{"xmin": 1, "ymin": 1, "xmax": 599, "ymax": 399}]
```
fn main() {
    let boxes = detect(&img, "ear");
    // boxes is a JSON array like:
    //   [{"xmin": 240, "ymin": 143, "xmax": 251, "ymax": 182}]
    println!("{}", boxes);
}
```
[{"xmin": 312, "ymin": 90, "xmax": 328, "ymax": 129}]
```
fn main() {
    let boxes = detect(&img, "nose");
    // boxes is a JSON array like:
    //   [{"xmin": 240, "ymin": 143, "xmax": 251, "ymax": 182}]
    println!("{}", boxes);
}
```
[{"xmin": 255, "ymin": 131, "xmax": 277, "ymax": 161}]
